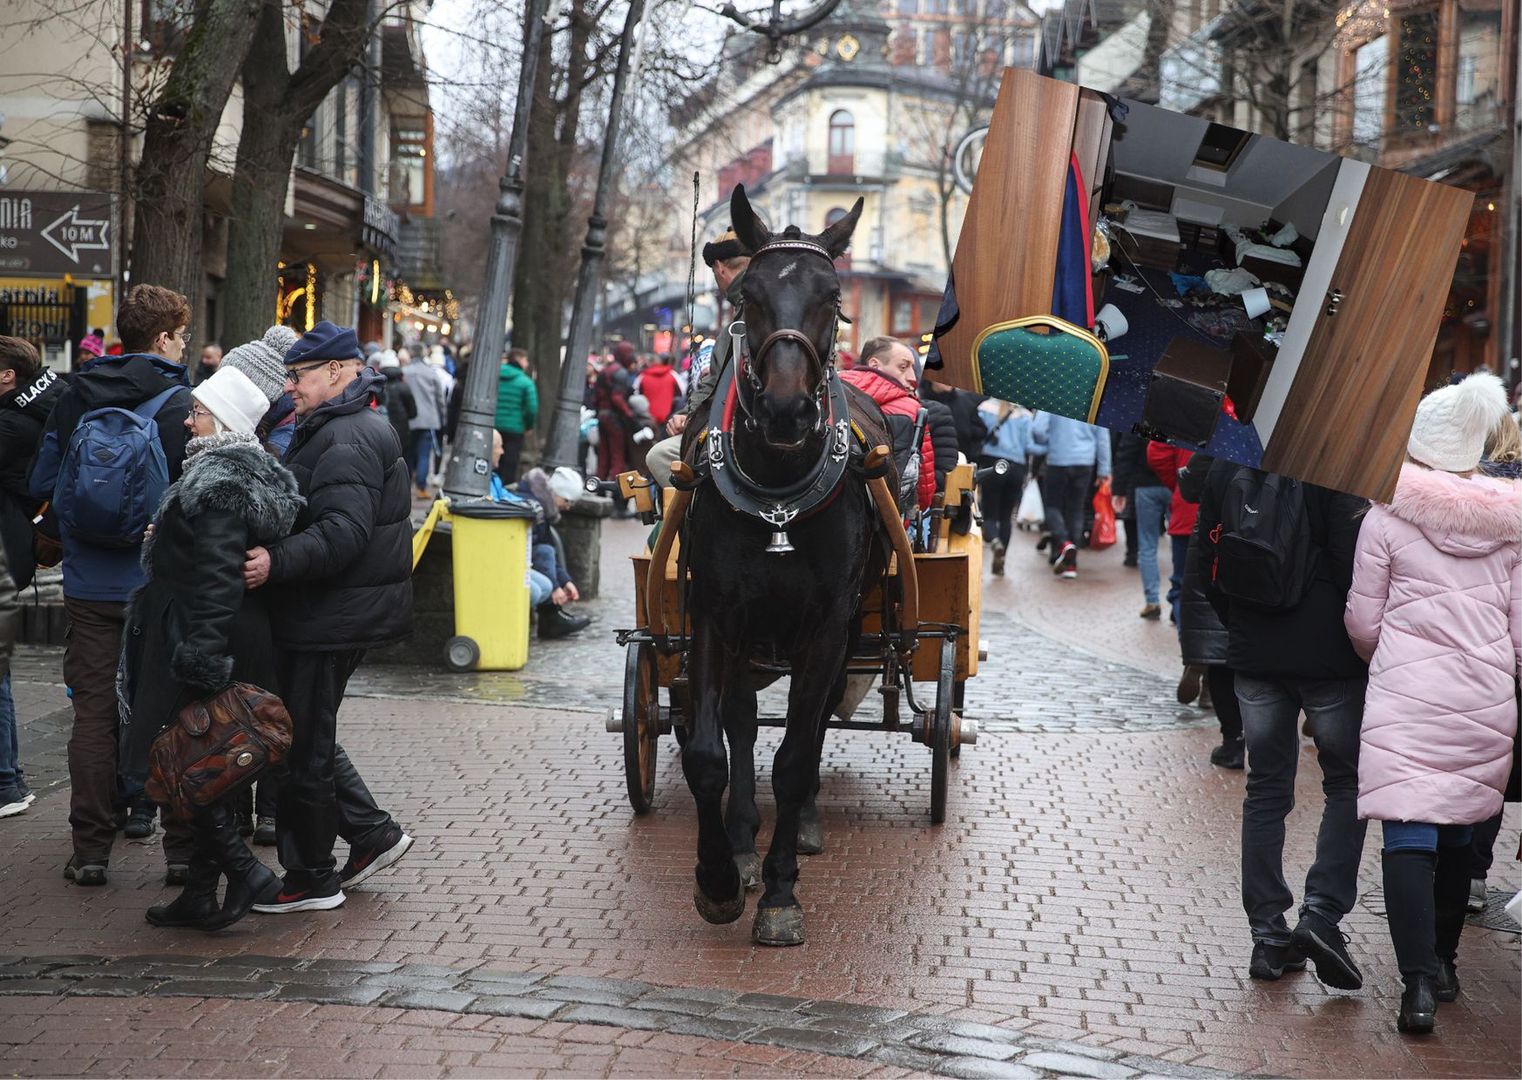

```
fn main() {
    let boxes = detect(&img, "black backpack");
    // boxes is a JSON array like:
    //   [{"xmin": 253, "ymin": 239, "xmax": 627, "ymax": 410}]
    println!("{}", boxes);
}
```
[{"xmin": 1209, "ymin": 468, "xmax": 1317, "ymax": 610}]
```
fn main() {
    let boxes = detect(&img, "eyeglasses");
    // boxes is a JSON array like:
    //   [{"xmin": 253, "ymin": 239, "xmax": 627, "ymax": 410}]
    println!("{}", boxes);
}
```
[
  {"xmin": 190, "ymin": 404, "xmax": 214, "ymax": 421},
  {"xmin": 286, "ymin": 359, "xmax": 345, "ymax": 379}
]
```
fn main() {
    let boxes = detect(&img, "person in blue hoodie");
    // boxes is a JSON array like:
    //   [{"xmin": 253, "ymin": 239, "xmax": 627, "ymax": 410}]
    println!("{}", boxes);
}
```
[
  {"xmin": 976, "ymin": 400, "xmax": 1031, "ymax": 576},
  {"xmin": 28, "ymin": 284, "xmax": 194, "ymax": 887},
  {"xmin": 1029, "ymin": 411, "xmax": 1111, "ymax": 580}
]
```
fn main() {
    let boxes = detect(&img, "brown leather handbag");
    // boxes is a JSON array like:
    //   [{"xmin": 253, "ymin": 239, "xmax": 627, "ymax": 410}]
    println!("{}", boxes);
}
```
[{"xmin": 146, "ymin": 683, "xmax": 293, "ymax": 821}]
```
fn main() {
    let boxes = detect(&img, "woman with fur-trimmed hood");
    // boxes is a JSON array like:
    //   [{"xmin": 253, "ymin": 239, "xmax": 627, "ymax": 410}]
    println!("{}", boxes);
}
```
[
  {"xmin": 120, "ymin": 364, "xmax": 303, "ymax": 932},
  {"xmin": 1344, "ymin": 371, "xmax": 1522, "ymax": 1036}
]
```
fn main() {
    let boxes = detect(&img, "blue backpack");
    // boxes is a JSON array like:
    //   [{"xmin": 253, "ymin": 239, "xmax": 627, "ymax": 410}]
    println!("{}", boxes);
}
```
[{"xmin": 53, "ymin": 385, "xmax": 183, "ymax": 548}]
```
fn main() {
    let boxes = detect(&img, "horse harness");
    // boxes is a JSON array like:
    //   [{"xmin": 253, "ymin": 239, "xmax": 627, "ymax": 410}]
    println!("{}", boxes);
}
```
[{"xmin": 676, "ymin": 237, "xmax": 880, "ymax": 554}]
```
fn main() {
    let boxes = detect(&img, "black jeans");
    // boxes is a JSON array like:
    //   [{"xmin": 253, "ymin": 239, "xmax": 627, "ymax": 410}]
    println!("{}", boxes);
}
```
[
  {"xmin": 1237, "ymin": 673, "xmax": 1368, "ymax": 945},
  {"xmin": 495, "ymin": 430, "xmax": 525, "ymax": 485},
  {"xmin": 1208, "ymin": 664, "xmax": 1243, "ymax": 742},
  {"xmin": 275, "ymin": 649, "xmax": 393, "ymax": 890},
  {"xmin": 976, "ymin": 456, "xmax": 1026, "ymax": 548},
  {"xmin": 1042, "ymin": 464, "xmax": 1093, "ymax": 554}
]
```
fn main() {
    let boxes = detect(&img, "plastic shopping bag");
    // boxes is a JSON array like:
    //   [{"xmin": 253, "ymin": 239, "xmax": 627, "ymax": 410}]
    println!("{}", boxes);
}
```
[
  {"xmin": 1015, "ymin": 476, "xmax": 1044, "ymax": 528},
  {"xmin": 1089, "ymin": 479, "xmax": 1117, "ymax": 550}
]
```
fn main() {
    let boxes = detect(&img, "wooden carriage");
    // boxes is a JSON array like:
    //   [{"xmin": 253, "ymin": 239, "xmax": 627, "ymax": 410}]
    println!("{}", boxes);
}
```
[{"xmin": 607, "ymin": 461, "xmax": 988, "ymax": 825}]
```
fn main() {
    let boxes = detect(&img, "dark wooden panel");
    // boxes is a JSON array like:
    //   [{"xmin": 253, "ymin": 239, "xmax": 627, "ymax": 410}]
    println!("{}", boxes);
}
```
[
  {"xmin": 1260, "ymin": 167, "xmax": 1473, "ymax": 502},
  {"xmin": 937, "ymin": 69, "xmax": 1079, "ymax": 395}
]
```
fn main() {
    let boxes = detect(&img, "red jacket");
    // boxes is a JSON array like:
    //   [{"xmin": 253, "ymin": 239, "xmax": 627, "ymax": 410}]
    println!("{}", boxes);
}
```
[
  {"xmin": 1145, "ymin": 443, "xmax": 1197, "ymax": 536},
  {"xmin": 637, "ymin": 364, "xmax": 680, "ymax": 425},
  {"xmin": 841, "ymin": 366, "xmax": 935, "ymax": 509}
]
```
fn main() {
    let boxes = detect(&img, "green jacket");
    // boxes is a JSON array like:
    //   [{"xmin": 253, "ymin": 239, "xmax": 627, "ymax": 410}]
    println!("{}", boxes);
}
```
[
  {"xmin": 682, "ymin": 269, "xmax": 746, "ymax": 418},
  {"xmin": 495, "ymin": 362, "xmax": 539, "ymax": 434}
]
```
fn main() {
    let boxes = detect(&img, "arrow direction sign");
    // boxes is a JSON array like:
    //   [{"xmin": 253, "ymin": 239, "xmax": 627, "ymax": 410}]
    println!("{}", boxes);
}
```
[{"xmin": 40, "ymin": 206, "xmax": 110, "ymax": 264}]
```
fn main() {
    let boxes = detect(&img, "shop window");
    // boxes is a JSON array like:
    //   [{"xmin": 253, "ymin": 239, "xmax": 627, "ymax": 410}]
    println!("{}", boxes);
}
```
[
  {"xmin": 1351, "ymin": 34, "xmax": 1387, "ymax": 150},
  {"xmin": 827, "ymin": 111, "xmax": 855, "ymax": 175},
  {"xmin": 394, "ymin": 126, "xmax": 427, "ymax": 208},
  {"xmin": 1392, "ymin": 10, "xmax": 1438, "ymax": 133},
  {"xmin": 892, "ymin": 297, "xmax": 914, "ymax": 335},
  {"xmin": 1455, "ymin": 4, "xmax": 1502, "ymax": 131}
]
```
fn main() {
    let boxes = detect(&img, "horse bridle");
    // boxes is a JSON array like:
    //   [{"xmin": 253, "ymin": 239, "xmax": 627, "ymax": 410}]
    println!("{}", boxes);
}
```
[{"xmin": 730, "ymin": 238, "xmax": 848, "ymax": 433}]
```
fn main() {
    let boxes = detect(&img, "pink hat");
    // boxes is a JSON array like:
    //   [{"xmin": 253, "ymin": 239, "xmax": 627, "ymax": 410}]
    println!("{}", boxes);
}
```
[{"xmin": 78, "ymin": 334, "xmax": 104, "ymax": 359}]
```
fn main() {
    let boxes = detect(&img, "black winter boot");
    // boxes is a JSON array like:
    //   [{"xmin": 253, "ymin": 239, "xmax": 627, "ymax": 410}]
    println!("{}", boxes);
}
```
[
  {"xmin": 200, "ymin": 801, "xmax": 279, "ymax": 931},
  {"xmin": 1433, "ymin": 843, "xmax": 1471, "ymax": 1002},
  {"xmin": 537, "ymin": 602, "xmax": 591, "ymax": 640},
  {"xmin": 145, "ymin": 815, "xmax": 221, "ymax": 928},
  {"xmin": 1383, "ymin": 849, "xmax": 1439, "ymax": 1034}
]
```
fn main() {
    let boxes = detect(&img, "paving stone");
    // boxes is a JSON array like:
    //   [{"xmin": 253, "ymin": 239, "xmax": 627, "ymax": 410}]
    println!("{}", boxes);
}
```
[
  {"xmin": 144, "ymin": 980, "xmax": 276, "ymax": 1000},
  {"xmin": 1019, "ymin": 1039, "xmax": 1124, "ymax": 1063},
  {"xmin": 362, "ymin": 973, "xmax": 459, "ymax": 992},
  {"xmin": 269, "ymin": 983, "xmax": 387, "ymax": 1007},
  {"xmin": 459, "ymin": 970, "xmax": 543, "ymax": 990},
  {"xmin": 1017, "ymin": 1052, "xmax": 1140, "ymax": 1079},
  {"xmin": 392, "ymin": 963, "xmax": 465, "ymax": 980},
  {"xmin": 906, "ymin": 1032, "xmax": 1020, "ymax": 1061},
  {"xmin": 532, "ymin": 985, "xmax": 644, "ymax": 1007},
  {"xmin": 555, "ymin": 1004, "xmax": 691, "ymax": 1032},
  {"xmin": 803, "ymin": 1001, "xmax": 909, "ymax": 1026},
  {"xmin": 271, "ymin": 968, "xmax": 369, "ymax": 987},
  {"xmin": 304, "ymin": 959, "xmax": 402, "ymax": 974},
  {"xmin": 748, "ymin": 1025, "xmax": 879, "ymax": 1058},
  {"xmin": 936, "ymin": 1058, "xmax": 1043, "ymax": 1080},
  {"xmin": 628, "ymin": 993, "xmax": 725, "ymax": 1017},
  {"xmin": 378, "ymin": 989, "xmax": 480, "ymax": 1012},
  {"xmin": 0, "ymin": 979, "xmax": 65, "ymax": 996},
  {"xmin": 665, "ymin": 1016, "xmax": 765, "ymax": 1042},
  {"xmin": 872, "ymin": 1045, "xmax": 949, "ymax": 1073},
  {"xmin": 462, "ymin": 996, "xmax": 565, "ymax": 1020},
  {"xmin": 737, "ymin": 991, "xmax": 810, "ymax": 1011},
  {"xmin": 907, "ymin": 1017, "xmax": 1027, "ymax": 1045},
  {"xmin": 59, "ymin": 978, "xmax": 163, "ymax": 997},
  {"xmin": 0, "ymin": 964, "xmax": 56, "ymax": 979},
  {"xmin": 711, "ymin": 1004, "xmax": 808, "ymax": 1026}
]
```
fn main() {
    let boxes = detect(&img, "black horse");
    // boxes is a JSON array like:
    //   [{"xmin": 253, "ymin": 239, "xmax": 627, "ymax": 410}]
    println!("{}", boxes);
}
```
[{"xmin": 679, "ymin": 185, "xmax": 888, "ymax": 946}]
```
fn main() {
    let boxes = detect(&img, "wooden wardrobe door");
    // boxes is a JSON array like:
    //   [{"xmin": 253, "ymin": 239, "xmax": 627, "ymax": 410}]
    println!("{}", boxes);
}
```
[
  {"xmin": 935, "ymin": 69, "xmax": 1080, "ymax": 394},
  {"xmin": 1258, "ymin": 167, "xmax": 1472, "ymax": 502}
]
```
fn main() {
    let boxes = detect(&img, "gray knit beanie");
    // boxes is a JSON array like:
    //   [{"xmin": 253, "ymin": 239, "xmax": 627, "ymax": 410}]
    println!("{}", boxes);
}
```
[{"xmin": 222, "ymin": 325, "xmax": 298, "ymax": 404}]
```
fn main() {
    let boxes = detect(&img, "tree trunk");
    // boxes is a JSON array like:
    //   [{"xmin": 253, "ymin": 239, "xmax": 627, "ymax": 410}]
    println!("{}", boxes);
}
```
[
  {"xmin": 129, "ymin": 0, "xmax": 263, "ymax": 340},
  {"xmin": 221, "ymin": 0, "xmax": 370, "ymax": 349}
]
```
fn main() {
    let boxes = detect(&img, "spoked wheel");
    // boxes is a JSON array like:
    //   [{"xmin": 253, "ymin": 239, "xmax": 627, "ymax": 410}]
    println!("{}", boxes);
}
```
[
  {"xmin": 930, "ymin": 635, "xmax": 955, "ymax": 824},
  {"xmin": 623, "ymin": 642, "xmax": 660, "ymax": 814}
]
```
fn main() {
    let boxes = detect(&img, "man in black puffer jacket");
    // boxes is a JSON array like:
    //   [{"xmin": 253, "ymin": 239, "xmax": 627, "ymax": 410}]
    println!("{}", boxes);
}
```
[
  {"xmin": 0, "ymin": 337, "xmax": 64, "ymax": 590},
  {"xmin": 242, "ymin": 321, "xmax": 415, "ymax": 913}
]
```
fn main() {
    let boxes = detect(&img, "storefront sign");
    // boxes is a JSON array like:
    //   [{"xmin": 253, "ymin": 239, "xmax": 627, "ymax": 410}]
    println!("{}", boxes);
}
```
[
  {"xmin": 362, "ymin": 196, "xmax": 399, "ymax": 260},
  {"xmin": 0, "ymin": 191, "xmax": 115, "ymax": 276}
]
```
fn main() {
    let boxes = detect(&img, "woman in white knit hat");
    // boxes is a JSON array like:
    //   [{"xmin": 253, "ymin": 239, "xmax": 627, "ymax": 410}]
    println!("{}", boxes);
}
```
[
  {"xmin": 118, "ymin": 364, "xmax": 304, "ymax": 931},
  {"xmin": 1343, "ymin": 371, "xmax": 1522, "ymax": 1035}
]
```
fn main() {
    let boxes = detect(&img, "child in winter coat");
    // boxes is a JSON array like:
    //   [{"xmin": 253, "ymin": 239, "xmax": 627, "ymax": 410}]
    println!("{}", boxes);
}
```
[{"xmin": 1344, "ymin": 371, "xmax": 1522, "ymax": 1037}]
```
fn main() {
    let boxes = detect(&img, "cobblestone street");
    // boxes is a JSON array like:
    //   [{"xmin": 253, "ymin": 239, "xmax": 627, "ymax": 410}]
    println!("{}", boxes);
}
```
[{"xmin": 2, "ymin": 520, "xmax": 1518, "ymax": 1078}]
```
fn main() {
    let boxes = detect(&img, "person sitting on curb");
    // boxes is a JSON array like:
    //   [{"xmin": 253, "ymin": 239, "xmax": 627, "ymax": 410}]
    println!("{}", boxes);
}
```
[{"xmin": 515, "ymin": 466, "xmax": 594, "ymax": 640}]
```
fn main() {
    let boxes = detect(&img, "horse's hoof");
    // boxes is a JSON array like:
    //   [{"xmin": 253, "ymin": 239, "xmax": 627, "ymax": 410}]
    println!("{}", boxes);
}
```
[
  {"xmin": 752, "ymin": 904, "xmax": 805, "ymax": 946},
  {"xmin": 797, "ymin": 819, "xmax": 825, "ymax": 855},
  {"xmin": 694, "ymin": 885, "xmax": 745, "ymax": 925},
  {"xmin": 734, "ymin": 851, "xmax": 762, "ymax": 890}
]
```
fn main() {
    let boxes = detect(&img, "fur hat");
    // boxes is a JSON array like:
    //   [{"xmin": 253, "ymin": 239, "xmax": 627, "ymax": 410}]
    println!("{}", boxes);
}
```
[
  {"xmin": 702, "ymin": 228, "xmax": 750, "ymax": 268},
  {"xmin": 222, "ymin": 325, "xmax": 297, "ymax": 403},
  {"xmin": 1408, "ymin": 371, "xmax": 1513, "ymax": 474},
  {"xmin": 193, "ymin": 367, "xmax": 270, "ymax": 435},
  {"xmin": 548, "ymin": 466, "xmax": 583, "ymax": 504}
]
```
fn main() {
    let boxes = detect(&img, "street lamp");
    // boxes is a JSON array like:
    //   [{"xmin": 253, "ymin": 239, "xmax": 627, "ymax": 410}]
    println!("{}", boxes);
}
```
[
  {"xmin": 541, "ymin": 0, "xmax": 649, "ymax": 471},
  {"xmin": 719, "ymin": 0, "xmax": 845, "ymax": 63},
  {"xmin": 441, "ymin": 0, "xmax": 552, "ymax": 500}
]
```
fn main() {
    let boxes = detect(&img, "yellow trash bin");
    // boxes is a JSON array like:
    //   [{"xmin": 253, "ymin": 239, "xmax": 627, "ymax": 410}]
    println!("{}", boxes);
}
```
[{"xmin": 445, "ymin": 499, "xmax": 539, "ymax": 671}]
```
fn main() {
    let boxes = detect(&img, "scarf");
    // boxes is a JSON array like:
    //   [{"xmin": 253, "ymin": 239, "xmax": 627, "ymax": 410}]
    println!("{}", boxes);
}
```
[{"xmin": 185, "ymin": 430, "xmax": 259, "ymax": 461}]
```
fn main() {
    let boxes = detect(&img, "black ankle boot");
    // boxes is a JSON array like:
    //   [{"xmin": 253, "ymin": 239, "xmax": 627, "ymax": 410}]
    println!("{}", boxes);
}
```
[
  {"xmin": 199, "ymin": 801, "xmax": 278, "ymax": 931},
  {"xmin": 1383, "ymin": 849, "xmax": 1440, "ymax": 1032},
  {"xmin": 1432, "ymin": 844, "xmax": 1469, "ymax": 1001},
  {"xmin": 537, "ymin": 602, "xmax": 591, "ymax": 640},
  {"xmin": 1398, "ymin": 975, "xmax": 1437, "ymax": 1035},
  {"xmin": 145, "ymin": 816, "xmax": 221, "ymax": 928}
]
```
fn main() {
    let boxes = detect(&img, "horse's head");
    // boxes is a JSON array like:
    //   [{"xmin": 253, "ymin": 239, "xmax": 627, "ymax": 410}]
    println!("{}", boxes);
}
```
[{"xmin": 730, "ymin": 184, "xmax": 863, "ymax": 450}]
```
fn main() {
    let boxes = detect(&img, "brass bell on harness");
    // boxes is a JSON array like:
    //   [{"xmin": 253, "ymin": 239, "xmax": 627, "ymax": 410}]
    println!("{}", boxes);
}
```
[{"xmin": 767, "ymin": 530, "xmax": 794, "ymax": 554}]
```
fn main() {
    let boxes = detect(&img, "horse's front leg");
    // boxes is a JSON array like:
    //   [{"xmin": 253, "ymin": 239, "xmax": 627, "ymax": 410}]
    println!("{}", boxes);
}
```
[
  {"xmin": 801, "ymin": 619, "xmax": 859, "ymax": 856},
  {"xmin": 753, "ymin": 627, "xmax": 849, "ymax": 946},
  {"xmin": 682, "ymin": 616, "xmax": 745, "ymax": 924},
  {"xmin": 724, "ymin": 683, "xmax": 762, "ymax": 889}
]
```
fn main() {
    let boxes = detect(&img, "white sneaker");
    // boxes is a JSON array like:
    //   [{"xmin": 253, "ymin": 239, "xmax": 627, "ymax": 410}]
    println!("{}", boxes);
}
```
[{"xmin": 0, "ymin": 797, "xmax": 30, "ymax": 818}]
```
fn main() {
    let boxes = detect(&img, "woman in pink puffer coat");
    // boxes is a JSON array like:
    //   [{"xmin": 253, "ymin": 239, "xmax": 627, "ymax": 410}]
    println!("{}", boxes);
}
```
[{"xmin": 1344, "ymin": 371, "xmax": 1522, "ymax": 1037}]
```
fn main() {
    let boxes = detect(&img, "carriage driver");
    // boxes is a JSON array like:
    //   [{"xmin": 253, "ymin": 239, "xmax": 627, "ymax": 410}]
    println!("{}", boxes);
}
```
[{"xmin": 645, "ymin": 229, "xmax": 751, "ymax": 488}]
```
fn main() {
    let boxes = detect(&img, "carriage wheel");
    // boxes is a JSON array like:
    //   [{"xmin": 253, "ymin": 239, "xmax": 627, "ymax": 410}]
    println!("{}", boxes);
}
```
[
  {"xmin": 623, "ymin": 642, "xmax": 660, "ymax": 814},
  {"xmin": 930, "ymin": 636, "xmax": 955, "ymax": 824},
  {"xmin": 950, "ymin": 679, "xmax": 966, "ymax": 760}
]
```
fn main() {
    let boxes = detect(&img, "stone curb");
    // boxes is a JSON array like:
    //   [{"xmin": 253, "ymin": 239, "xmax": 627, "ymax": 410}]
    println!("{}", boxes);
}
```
[{"xmin": 0, "ymin": 954, "xmax": 1233, "ymax": 1079}]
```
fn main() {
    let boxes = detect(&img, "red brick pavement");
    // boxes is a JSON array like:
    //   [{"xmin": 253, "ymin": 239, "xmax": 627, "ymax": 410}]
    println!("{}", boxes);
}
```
[
  {"xmin": 1, "ymin": 692, "xmax": 1517, "ymax": 1077},
  {"xmin": 0, "ymin": 995, "xmax": 910, "ymax": 1078}
]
